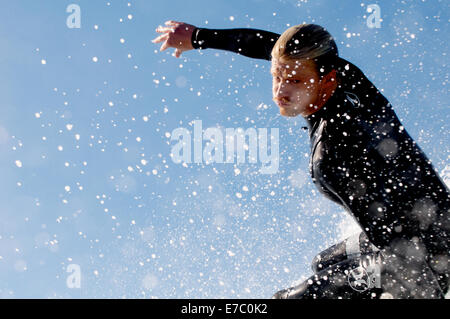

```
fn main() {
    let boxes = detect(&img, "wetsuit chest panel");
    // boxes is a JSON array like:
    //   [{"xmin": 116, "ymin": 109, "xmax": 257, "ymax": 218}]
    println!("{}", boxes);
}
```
[{"xmin": 310, "ymin": 119, "xmax": 344, "ymax": 205}]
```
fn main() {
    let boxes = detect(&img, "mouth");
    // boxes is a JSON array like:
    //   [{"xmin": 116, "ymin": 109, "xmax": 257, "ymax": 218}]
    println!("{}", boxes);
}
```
[
  {"xmin": 275, "ymin": 100, "xmax": 290, "ymax": 108},
  {"xmin": 275, "ymin": 101, "xmax": 300, "ymax": 117}
]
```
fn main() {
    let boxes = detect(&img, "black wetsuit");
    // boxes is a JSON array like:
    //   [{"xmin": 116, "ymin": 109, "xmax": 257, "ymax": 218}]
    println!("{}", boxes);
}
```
[{"xmin": 191, "ymin": 28, "xmax": 450, "ymax": 298}]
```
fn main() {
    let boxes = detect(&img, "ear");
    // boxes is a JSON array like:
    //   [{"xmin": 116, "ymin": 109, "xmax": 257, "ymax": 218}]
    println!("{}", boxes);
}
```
[{"xmin": 318, "ymin": 69, "xmax": 337, "ymax": 102}]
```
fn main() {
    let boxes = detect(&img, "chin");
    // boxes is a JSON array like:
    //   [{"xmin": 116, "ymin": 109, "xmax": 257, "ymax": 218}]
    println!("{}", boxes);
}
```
[{"xmin": 279, "ymin": 107, "xmax": 300, "ymax": 117}]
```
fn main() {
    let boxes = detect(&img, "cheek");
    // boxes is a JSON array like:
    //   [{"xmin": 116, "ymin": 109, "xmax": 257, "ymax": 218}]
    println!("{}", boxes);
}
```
[
  {"xmin": 293, "ymin": 86, "xmax": 310, "ymax": 99},
  {"xmin": 289, "ymin": 86, "xmax": 317, "ymax": 105},
  {"xmin": 303, "ymin": 83, "xmax": 320, "ymax": 97},
  {"xmin": 305, "ymin": 81, "xmax": 317, "ymax": 91}
]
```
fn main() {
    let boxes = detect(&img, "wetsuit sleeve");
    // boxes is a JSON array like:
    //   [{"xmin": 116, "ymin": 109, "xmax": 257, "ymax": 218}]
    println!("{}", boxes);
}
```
[{"xmin": 191, "ymin": 28, "xmax": 280, "ymax": 61}]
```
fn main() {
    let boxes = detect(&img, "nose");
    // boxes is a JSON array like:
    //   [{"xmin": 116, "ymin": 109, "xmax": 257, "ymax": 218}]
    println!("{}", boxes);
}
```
[{"xmin": 274, "ymin": 81, "xmax": 285, "ymax": 99}]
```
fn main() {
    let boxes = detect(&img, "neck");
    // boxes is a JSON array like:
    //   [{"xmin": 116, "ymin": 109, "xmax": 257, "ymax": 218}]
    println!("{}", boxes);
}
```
[{"xmin": 304, "ymin": 80, "xmax": 338, "ymax": 117}]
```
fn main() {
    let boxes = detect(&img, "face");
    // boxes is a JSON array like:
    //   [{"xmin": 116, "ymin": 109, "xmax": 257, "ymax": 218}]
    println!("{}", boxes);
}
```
[{"xmin": 271, "ymin": 58, "xmax": 323, "ymax": 117}]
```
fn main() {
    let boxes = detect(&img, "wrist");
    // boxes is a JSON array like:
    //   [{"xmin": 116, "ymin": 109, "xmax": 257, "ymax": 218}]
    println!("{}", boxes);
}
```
[{"xmin": 191, "ymin": 27, "xmax": 205, "ymax": 49}]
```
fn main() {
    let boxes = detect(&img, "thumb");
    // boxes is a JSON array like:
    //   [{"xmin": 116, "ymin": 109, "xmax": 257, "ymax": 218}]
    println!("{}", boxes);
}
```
[{"xmin": 174, "ymin": 49, "xmax": 182, "ymax": 58}]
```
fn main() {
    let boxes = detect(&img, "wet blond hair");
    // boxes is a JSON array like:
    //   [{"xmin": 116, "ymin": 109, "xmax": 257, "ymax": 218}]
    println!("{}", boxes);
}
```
[{"xmin": 271, "ymin": 24, "xmax": 339, "ymax": 76}]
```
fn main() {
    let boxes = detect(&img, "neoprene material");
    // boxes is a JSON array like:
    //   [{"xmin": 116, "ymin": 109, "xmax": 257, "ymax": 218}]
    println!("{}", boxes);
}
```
[{"xmin": 191, "ymin": 27, "xmax": 450, "ymax": 298}]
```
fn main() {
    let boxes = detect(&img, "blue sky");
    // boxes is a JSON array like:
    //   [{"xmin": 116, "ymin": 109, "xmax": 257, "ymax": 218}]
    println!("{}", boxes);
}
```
[{"xmin": 0, "ymin": 0, "xmax": 448, "ymax": 298}]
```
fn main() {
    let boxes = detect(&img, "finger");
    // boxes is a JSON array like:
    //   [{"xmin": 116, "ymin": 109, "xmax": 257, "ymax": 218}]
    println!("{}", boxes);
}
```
[
  {"xmin": 160, "ymin": 40, "xmax": 170, "ymax": 52},
  {"xmin": 165, "ymin": 20, "xmax": 182, "ymax": 26},
  {"xmin": 174, "ymin": 49, "xmax": 182, "ymax": 58},
  {"xmin": 152, "ymin": 33, "xmax": 169, "ymax": 43},
  {"xmin": 156, "ymin": 26, "xmax": 174, "ymax": 33}
]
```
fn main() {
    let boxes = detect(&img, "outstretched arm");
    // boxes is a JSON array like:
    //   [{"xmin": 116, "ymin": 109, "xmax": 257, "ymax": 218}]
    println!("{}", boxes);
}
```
[
  {"xmin": 192, "ymin": 27, "xmax": 280, "ymax": 61},
  {"xmin": 153, "ymin": 20, "xmax": 280, "ymax": 61}
]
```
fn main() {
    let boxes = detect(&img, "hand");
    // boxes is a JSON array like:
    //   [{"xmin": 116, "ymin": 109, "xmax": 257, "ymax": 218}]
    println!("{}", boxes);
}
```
[{"xmin": 152, "ymin": 20, "xmax": 196, "ymax": 58}]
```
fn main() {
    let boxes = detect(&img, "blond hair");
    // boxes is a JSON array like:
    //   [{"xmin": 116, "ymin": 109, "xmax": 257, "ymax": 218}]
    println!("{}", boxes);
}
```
[{"xmin": 271, "ymin": 24, "xmax": 339, "ymax": 76}]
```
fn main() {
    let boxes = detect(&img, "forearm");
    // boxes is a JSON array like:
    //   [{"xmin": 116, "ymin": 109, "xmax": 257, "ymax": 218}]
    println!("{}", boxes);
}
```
[{"xmin": 191, "ymin": 28, "xmax": 280, "ymax": 61}]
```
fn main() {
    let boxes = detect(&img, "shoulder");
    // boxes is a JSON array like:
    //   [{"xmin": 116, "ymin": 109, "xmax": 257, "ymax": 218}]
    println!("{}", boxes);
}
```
[
  {"xmin": 334, "ymin": 58, "xmax": 381, "ymax": 101},
  {"xmin": 332, "ymin": 58, "xmax": 396, "ymax": 126}
]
